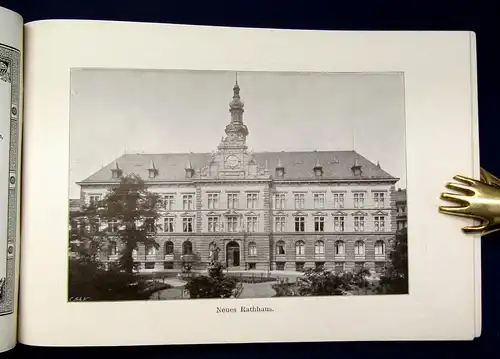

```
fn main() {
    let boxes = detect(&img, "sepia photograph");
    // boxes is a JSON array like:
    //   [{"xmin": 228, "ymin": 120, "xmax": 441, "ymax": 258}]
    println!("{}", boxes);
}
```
[{"xmin": 68, "ymin": 69, "xmax": 408, "ymax": 302}]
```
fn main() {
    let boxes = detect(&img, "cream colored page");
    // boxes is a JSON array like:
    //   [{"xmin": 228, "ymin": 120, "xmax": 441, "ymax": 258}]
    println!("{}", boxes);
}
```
[
  {"xmin": 469, "ymin": 33, "xmax": 482, "ymax": 337},
  {"xmin": 0, "ymin": 6, "xmax": 23, "ymax": 353},
  {"xmin": 20, "ymin": 21, "xmax": 479, "ymax": 345}
]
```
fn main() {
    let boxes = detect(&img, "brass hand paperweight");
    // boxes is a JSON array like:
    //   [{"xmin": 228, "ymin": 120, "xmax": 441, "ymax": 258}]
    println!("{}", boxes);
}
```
[{"xmin": 440, "ymin": 168, "xmax": 500, "ymax": 235}]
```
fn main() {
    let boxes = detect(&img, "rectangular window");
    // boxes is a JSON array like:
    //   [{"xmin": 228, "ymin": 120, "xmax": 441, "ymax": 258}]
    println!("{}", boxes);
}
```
[
  {"xmin": 227, "ymin": 216, "xmax": 238, "ymax": 232},
  {"xmin": 164, "ymin": 262, "xmax": 174, "ymax": 269},
  {"xmin": 374, "ymin": 192, "xmax": 385, "ymax": 208},
  {"xmin": 227, "ymin": 193, "xmax": 239, "ymax": 209},
  {"xmin": 246, "ymin": 193, "xmax": 258, "ymax": 209},
  {"xmin": 145, "ymin": 262, "xmax": 155, "ymax": 270},
  {"xmin": 275, "ymin": 216, "xmax": 286, "ymax": 232},
  {"xmin": 247, "ymin": 216, "xmax": 258, "ymax": 232},
  {"xmin": 248, "ymin": 263, "xmax": 256, "ymax": 270},
  {"xmin": 313, "ymin": 193, "xmax": 325, "ymax": 209},
  {"xmin": 182, "ymin": 194, "xmax": 193, "ymax": 210},
  {"xmin": 163, "ymin": 217, "xmax": 174, "ymax": 233},
  {"xmin": 315, "ymin": 262, "xmax": 325, "ymax": 271},
  {"xmin": 295, "ymin": 262, "xmax": 305, "ymax": 272},
  {"xmin": 276, "ymin": 262, "xmax": 285, "ymax": 271},
  {"xmin": 354, "ymin": 216, "xmax": 365, "ymax": 232},
  {"xmin": 89, "ymin": 194, "xmax": 100, "ymax": 206},
  {"xmin": 374, "ymin": 216, "xmax": 385, "ymax": 232},
  {"xmin": 182, "ymin": 218, "xmax": 193, "ymax": 233},
  {"xmin": 334, "ymin": 262, "xmax": 345, "ymax": 273},
  {"xmin": 295, "ymin": 216, "xmax": 305, "ymax": 232},
  {"xmin": 375, "ymin": 262, "xmax": 385, "ymax": 273},
  {"xmin": 314, "ymin": 216, "xmax": 325, "ymax": 232},
  {"xmin": 207, "ymin": 193, "xmax": 219, "ymax": 209},
  {"xmin": 354, "ymin": 262, "xmax": 365, "ymax": 272},
  {"xmin": 108, "ymin": 219, "xmax": 118, "ymax": 233},
  {"xmin": 333, "ymin": 193, "xmax": 345, "ymax": 208},
  {"xmin": 163, "ymin": 194, "xmax": 175, "ymax": 210},
  {"xmin": 353, "ymin": 192, "xmax": 365, "ymax": 208},
  {"xmin": 208, "ymin": 217, "xmax": 219, "ymax": 232},
  {"xmin": 275, "ymin": 193, "xmax": 285, "ymax": 209},
  {"xmin": 294, "ymin": 193, "xmax": 305, "ymax": 209},
  {"xmin": 333, "ymin": 216, "xmax": 345, "ymax": 232}
]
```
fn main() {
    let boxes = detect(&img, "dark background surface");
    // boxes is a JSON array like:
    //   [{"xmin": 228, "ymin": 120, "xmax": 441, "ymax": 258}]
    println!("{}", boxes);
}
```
[{"xmin": 0, "ymin": 0, "xmax": 499, "ymax": 358}]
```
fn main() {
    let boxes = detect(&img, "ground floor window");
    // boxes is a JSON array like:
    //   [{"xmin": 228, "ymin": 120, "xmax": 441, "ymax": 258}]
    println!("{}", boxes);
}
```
[
  {"xmin": 375, "ymin": 262, "xmax": 385, "ymax": 273},
  {"xmin": 145, "ymin": 262, "xmax": 155, "ymax": 269},
  {"xmin": 335, "ymin": 262, "xmax": 345, "ymax": 273},
  {"xmin": 354, "ymin": 262, "xmax": 365, "ymax": 272},
  {"xmin": 164, "ymin": 262, "xmax": 174, "ymax": 269},
  {"xmin": 276, "ymin": 262, "xmax": 285, "ymax": 271},
  {"xmin": 295, "ymin": 262, "xmax": 305, "ymax": 272},
  {"xmin": 248, "ymin": 263, "xmax": 256, "ymax": 270},
  {"xmin": 315, "ymin": 262, "xmax": 325, "ymax": 271}
]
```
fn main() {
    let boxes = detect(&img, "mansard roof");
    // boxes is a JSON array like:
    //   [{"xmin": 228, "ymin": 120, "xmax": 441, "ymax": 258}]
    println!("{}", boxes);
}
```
[{"xmin": 78, "ymin": 150, "xmax": 397, "ymax": 184}]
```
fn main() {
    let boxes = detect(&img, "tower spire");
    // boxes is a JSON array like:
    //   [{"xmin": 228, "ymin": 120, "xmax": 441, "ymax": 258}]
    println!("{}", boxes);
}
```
[{"xmin": 219, "ymin": 73, "xmax": 249, "ymax": 150}]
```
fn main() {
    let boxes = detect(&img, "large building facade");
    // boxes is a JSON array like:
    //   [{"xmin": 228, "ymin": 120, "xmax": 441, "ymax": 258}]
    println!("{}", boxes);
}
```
[{"xmin": 73, "ymin": 80, "xmax": 400, "ymax": 273}]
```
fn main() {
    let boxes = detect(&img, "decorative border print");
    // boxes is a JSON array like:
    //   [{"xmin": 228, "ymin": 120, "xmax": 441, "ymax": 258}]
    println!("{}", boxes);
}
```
[{"xmin": 0, "ymin": 43, "xmax": 20, "ymax": 316}]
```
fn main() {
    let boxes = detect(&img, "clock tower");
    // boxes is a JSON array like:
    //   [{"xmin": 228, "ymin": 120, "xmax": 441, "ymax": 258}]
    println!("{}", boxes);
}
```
[
  {"xmin": 221, "ymin": 74, "xmax": 249, "ymax": 148},
  {"xmin": 214, "ymin": 75, "xmax": 249, "ymax": 174},
  {"xmin": 197, "ymin": 75, "xmax": 268, "ymax": 180}
]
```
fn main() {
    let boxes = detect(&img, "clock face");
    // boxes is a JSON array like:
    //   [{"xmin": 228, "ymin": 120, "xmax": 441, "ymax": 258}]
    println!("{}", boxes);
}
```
[{"xmin": 226, "ymin": 155, "xmax": 239, "ymax": 169}]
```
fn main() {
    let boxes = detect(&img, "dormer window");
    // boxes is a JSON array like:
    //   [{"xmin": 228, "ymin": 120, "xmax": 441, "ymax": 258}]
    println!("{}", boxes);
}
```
[
  {"xmin": 111, "ymin": 161, "xmax": 122, "ymax": 179},
  {"xmin": 351, "ymin": 158, "xmax": 362, "ymax": 176},
  {"xmin": 275, "ymin": 158, "xmax": 285, "ymax": 178},
  {"xmin": 313, "ymin": 158, "xmax": 323, "ymax": 177},
  {"xmin": 148, "ymin": 160, "xmax": 158, "ymax": 178},
  {"xmin": 185, "ymin": 160, "xmax": 195, "ymax": 178}
]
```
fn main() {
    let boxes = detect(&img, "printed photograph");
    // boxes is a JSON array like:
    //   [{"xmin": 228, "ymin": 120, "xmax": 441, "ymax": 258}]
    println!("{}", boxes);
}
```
[{"xmin": 68, "ymin": 69, "xmax": 408, "ymax": 302}]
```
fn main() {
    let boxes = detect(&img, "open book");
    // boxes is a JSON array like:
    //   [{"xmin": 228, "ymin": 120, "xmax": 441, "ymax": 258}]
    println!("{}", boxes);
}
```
[{"xmin": 0, "ymin": 5, "xmax": 481, "ymax": 352}]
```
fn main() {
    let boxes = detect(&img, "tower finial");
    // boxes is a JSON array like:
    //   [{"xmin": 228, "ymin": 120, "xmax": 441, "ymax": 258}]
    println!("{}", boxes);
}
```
[{"xmin": 232, "ymin": 73, "xmax": 241, "ymax": 99}]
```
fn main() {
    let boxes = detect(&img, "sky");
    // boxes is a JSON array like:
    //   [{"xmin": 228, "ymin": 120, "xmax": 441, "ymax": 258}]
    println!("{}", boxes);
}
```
[{"xmin": 69, "ymin": 69, "xmax": 407, "ymax": 198}]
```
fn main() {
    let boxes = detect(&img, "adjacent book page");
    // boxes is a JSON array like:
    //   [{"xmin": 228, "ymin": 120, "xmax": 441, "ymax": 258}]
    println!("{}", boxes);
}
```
[
  {"xmin": 0, "ymin": 6, "xmax": 23, "ymax": 354},
  {"xmin": 20, "ymin": 20, "xmax": 480, "ymax": 346}
]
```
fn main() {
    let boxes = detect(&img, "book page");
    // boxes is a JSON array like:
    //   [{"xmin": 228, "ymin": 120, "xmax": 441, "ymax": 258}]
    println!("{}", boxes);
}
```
[
  {"xmin": 20, "ymin": 20, "xmax": 479, "ymax": 345},
  {"xmin": 0, "ymin": 6, "xmax": 23, "ymax": 354}
]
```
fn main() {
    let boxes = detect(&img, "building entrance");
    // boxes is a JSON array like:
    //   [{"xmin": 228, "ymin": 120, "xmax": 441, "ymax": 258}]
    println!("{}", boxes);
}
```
[{"xmin": 226, "ymin": 241, "xmax": 240, "ymax": 267}]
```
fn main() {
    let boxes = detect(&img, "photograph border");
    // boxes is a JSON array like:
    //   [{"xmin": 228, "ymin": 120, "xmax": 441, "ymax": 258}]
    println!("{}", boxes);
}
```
[{"xmin": 66, "ymin": 68, "xmax": 409, "ymax": 302}]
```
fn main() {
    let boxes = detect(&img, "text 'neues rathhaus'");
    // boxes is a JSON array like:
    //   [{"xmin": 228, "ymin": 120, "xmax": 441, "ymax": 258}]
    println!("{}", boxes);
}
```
[{"xmin": 74, "ymin": 78, "xmax": 401, "ymax": 274}]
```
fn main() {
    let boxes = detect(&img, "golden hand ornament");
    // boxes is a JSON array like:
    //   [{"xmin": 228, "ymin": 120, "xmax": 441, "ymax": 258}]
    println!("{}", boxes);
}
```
[{"xmin": 439, "ymin": 168, "xmax": 500, "ymax": 235}]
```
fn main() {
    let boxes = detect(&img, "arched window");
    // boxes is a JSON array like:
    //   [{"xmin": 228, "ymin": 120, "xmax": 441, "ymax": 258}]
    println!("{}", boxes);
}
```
[
  {"xmin": 314, "ymin": 240, "xmax": 325, "ymax": 255},
  {"xmin": 334, "ymin": 240, "xmax": 344, "ymax": 255},
  {"xmin": 354, "ymin": 240, "xmax": 365, "ymax": 255},
  {"xmin": 164, "ymin": 241, "xmax": 174, "ymax": 255},
  {"xmin": 276, "ymin": 240, "xmax": 286, "ymax": 255},
  {"xmin": 183, "ymin": 240, "xmax": 193, "ymax": 255},
  {"xmin": 109, "ymin": 241, "xmax": 117, "ymax": 255},
  {"xmin": 146, "ymin": 243, "xmax": 156, "ymax": 256},
  {"xmin": 295, "ymin": 240, "xmax": 305, "ymax": 255},
  {"xmin": 248, "ymin": 242, "xmax": 257, "ymax": 256},
  {"xmin": 375, "ymin": 240, "xmax": 385, "ymax": 255}
]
